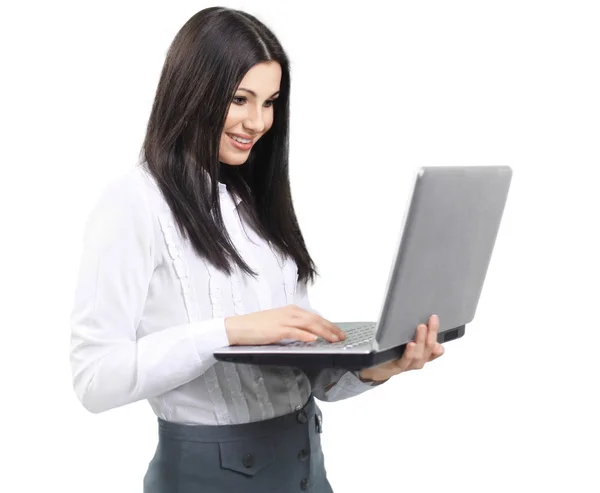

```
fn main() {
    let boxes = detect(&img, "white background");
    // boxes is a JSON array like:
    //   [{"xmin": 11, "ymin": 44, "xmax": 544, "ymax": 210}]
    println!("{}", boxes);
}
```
[{"xmin": 1, "ymin": 0, "xmax": 599, "ymax": 491}]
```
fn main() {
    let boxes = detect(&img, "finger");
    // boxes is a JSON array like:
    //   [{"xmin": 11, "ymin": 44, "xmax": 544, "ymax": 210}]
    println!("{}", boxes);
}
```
[
  {"xmin": 423, "ymin": 315, "xmax": 438, "ymax": 361},
  {"xmin": 311, "ymin": 317, "xmax": 344, "ymax": 342},
  {"xmin": 429, "ymin": 343, "xmax": 445, "ymax": 361},
  {"xmin": 413, "ymin": 324, "xmax": 427, "ymax": 361},
  {"xmin": 317, "ymin": 317, "xmax": 346, "ymax": 340},
  {"xmin": 289, "ymin": 314, "xmax": 340, "ymax": 342},
  {"xmin": 280, "ymin": 327, "xmax": 318, "ymax": 343},
  {"xmin": 426, "ymin": 314, "xmax": 439, "ymax": 349},
  {"xmin": 395, "ymin": 342, "xmax": 417, "ymax": 372},
  {"xmin": 402, "ymin": 324, "xmax": 429, "ymax": 370},
  {"xmin": 397, "ymin": 326, "xmax": 425, "ymax": 368},
  {"xmin": 290, "ymin": 309, "xmax": 345, "ymax": 341}
]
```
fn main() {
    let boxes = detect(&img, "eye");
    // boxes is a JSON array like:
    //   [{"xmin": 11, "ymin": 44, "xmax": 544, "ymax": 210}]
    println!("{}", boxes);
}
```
[
  {"xmin": 232, "ymin": 96, "xmax": 246, "ymax": 105},
  {"xmin": 263, "ymin": 99, "xmax": 276, "ymax": 108}
]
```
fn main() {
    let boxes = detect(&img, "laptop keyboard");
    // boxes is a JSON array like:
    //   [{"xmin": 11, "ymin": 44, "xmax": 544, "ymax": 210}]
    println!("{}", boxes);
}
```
[{"xmin": 276, "ymin": 323, "xmax": 377, "ymax": 350}]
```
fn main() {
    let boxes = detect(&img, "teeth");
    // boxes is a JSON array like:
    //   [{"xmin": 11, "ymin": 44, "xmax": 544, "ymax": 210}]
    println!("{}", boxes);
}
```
[{"xmin": 232, "ymin": 135, "xmax": 251, "ymax": 144}]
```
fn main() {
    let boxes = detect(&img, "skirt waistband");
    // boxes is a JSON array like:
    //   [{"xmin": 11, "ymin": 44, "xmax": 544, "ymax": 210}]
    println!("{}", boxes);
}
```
[{"xmin": 158, "ymin": 396, "xmax": 317, "ymax": 443}]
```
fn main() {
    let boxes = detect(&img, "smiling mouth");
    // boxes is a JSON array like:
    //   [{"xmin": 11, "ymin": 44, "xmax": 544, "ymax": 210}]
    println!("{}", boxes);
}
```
[{"xmin": 228, "ymin": 134, "xmax": 253, "ymax": 144}]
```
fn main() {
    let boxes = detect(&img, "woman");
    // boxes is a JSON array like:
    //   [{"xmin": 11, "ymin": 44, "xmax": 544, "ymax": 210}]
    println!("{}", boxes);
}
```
[{"xmin": 70, "ymin": 7, "xmax": 444, "ymax": 492}]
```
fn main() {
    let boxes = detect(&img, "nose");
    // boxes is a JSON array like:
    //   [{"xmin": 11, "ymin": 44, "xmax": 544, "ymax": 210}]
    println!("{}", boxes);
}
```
[{"xmin": 243, "ymin": 106, "xmax": 266, "ymax": 134}]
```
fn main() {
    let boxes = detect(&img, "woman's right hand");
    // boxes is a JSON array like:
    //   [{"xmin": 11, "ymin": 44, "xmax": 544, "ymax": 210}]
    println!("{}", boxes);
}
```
[{"xmin": 224, "ymin": 305, "xmax": 346, "ymax": 346}]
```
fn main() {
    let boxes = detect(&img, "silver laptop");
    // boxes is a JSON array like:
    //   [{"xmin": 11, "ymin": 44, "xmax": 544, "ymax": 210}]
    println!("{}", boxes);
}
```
[{"xmin": 214, "ymin": 165, "xmax": 512, "ymax": 370}]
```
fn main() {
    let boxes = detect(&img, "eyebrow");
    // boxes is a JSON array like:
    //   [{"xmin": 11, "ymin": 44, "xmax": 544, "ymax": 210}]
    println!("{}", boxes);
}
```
[{"xmin": 237, "ymin": 87, "xmax": 280, "ymax": 98}]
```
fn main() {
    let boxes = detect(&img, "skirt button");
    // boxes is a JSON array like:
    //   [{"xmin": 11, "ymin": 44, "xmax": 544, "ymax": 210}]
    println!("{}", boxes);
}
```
[
  {"xmin": 242, "ymin": 454, "xmax": 254, "ymax": 468},
  {"xmin": 298, "ymin": 449, "xmax": 309, "ymax": 462},
  {"xmin": 301, "ymin": 478, "xmax": 310, "ymax": 490}
]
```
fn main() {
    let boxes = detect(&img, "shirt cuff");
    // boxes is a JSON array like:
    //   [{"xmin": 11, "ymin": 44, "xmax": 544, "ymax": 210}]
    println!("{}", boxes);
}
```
[
  {"xmin": 330, "ymin": 371, "xmax": 381, "ymax": 395},
  {"xmin": 190, "ymin": 317, "xmax": 231, "ymax": 359},
  {"xmin": 351, "ymin": 370, "xmax": 387, "ymax": 387}
]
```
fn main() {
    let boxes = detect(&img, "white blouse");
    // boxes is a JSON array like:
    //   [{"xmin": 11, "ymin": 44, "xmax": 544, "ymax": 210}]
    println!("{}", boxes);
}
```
[{"xmin": 69, "ymin": 164, "xmax": 376, "ymax": 425}]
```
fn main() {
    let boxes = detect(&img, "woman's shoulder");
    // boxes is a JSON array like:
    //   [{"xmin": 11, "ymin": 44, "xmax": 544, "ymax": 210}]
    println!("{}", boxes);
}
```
[
  {"xmin": 97, "ymin": 164, "xmax": 166, "ymax": 211},
  {"xmin": 84, "ymin": 164, "xmax": 167, "ymax": 233},
  {"xmin": 78, "ymin": 165, "xmax": 168, "ymax": 268}
]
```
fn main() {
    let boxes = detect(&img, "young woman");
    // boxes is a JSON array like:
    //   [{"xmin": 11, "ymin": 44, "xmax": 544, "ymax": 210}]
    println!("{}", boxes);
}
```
[{"xmin": 69, "ymin": 7, "xmax": 444, "ymax": 492}]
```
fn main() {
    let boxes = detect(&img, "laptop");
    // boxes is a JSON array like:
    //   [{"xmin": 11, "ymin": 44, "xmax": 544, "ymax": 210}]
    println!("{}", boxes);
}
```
[{"xmin": 214, "ymin": 165, "xmax": 512, "ymax": 370}]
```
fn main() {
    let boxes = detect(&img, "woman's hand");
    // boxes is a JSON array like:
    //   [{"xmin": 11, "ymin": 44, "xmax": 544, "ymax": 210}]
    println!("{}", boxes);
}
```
[
  {"xmin": 359, "ymin": 314, "xmax": 445, "ymax": 383},
  {"xmin": 225, "ymin": 305, "xmax": 346, "ymax": 346}
]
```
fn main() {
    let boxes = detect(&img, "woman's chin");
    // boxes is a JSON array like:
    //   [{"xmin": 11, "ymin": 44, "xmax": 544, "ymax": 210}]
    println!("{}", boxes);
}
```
[{"xmin": 219, "ymin": 153, "xmax": 250, "ymax": 166}]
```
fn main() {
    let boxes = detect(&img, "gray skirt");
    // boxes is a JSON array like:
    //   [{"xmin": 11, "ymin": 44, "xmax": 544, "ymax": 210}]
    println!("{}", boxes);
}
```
[{"xmin": 143, "ymin": 395, "xmax": 334, "ymax": 493}]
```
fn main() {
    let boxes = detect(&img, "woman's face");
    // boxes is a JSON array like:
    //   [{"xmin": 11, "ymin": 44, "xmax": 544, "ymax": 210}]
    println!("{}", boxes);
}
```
[{"xmin": 219, "ymin": 61, "xmax": 282, "ymax": 165}]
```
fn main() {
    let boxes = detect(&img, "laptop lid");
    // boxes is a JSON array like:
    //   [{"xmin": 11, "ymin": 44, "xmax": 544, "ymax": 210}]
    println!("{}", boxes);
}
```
[{"xmin": 372, "ymin": 165, "xmax": 512, "ymax": 351}]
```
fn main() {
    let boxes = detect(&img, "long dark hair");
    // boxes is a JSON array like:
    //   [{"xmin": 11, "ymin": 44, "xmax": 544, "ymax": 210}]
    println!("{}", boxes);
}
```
[{"xmin": 140, "ymin": 7, "xmax": 316, "ymax": 284}]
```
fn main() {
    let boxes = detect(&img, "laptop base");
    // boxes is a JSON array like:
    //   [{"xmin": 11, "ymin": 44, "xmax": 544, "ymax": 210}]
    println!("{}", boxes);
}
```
[{"xmin": 214, "ymin": 325, "xmax": 465, "ymax": 371}]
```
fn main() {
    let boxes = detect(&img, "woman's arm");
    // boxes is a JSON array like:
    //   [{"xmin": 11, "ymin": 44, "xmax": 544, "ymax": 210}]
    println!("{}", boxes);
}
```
[
  {"xmin": 70, "ymin": 176, "xmax": 229, "ymax": 414},
  {"xmin": 293, "ymin": 281, "xmax": 386, "ymax": 402}
]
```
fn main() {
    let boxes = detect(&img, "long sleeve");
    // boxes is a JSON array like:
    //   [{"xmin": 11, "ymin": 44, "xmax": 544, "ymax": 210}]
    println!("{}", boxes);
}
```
[
  {"xmin": 69, "ymin": 176, "xmax": 230, "ymax": 414},
  {"xmin": 293, "ymin": 280, "xmax": 384, "ymax": 402}
]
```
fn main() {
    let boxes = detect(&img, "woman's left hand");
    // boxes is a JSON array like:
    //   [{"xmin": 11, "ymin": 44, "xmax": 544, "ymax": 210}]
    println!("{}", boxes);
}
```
[{"xmin": 358, "ymin": 314, "xmax": 445, "ymax": 383}]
